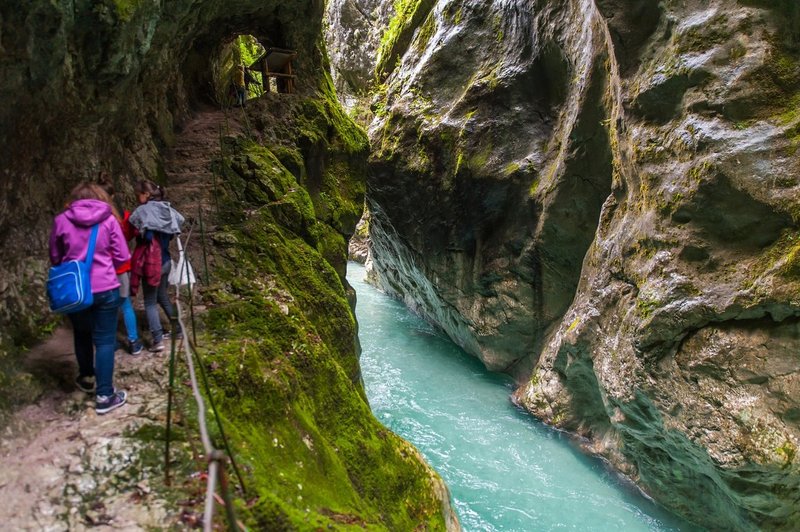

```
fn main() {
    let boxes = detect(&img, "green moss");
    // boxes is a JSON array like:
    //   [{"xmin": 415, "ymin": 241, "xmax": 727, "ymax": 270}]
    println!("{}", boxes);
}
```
[
  {"xmin": 503, "ymin": 162, "xmax": 521, "ymax": 176},
  {"xmin": 375, "ymin": 0, "xmax": 436, "ymax": 80},
  {"xmin": 777, "ymin": 440, "xmax": 797, "ymax": 469},
  {"xmin": 567, "ymin": 317, "xmax": 581, "ymax": 333},
  {"xmin": 198, "ymin": 108, "xmax": 446, "ymax": 529},
  {"xmin": 779, "ymin": 236, "xmax": 800, "ymax": 278},
  {"xmin": 675, "ymin": 15, "xmax": 731, "ymax": 54},
  {"xmin": 203, "ymin": 217, "xmax": 445, "ymax": 529},
  {"xmin": 414, "ymin": 13, "xmax": 437, "ymax": 54},
  {"xmin": 111, "ymin": 0, "xmax": 142, "ymax": 21},
  {"xmin": 454, "ymin": 151, "xmax": 464, "ymax": 176},
  {"xmin": 529, "ymin": 175, "xmax": 541, "ymax": 195},
  {"xmin": 236, "ymin": 34, "xmax": 265, "ymax": 67},
  {"xmin": 636, "ymin": 296, "xmax": 660, "ymax": 319},
  {"xmin": 743, "ymin": 229, "xmax": 800, "ymax": 290},
  {"xmin": 492, "ymin": 14, "xmax": 504, "ymax": 43},
  {"xmin": 468, "ymin": 142, "xmax": 493, "ymax": 171},
  {"xmin": 734, "ymin": 38, "xmax": 800, "ymax": 120}
]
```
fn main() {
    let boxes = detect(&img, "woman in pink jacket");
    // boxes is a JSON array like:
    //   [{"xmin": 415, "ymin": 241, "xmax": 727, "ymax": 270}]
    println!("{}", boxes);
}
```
[{"xmin": 49, "ymin": 182, "xmax": 131, "ymax": 414}]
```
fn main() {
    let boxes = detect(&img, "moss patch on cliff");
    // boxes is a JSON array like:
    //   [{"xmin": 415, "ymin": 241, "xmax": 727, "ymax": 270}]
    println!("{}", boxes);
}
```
[
  {"xmin": 110, "ymin": 0, "xmax": 143, "ymax": 22},
  {"xmin": 375, "ymin": 0, "xmax": 437, "ymax": 81},
  {"xmin": 199, "ymin": 129, "xmax": 446, "ymax": 529}
]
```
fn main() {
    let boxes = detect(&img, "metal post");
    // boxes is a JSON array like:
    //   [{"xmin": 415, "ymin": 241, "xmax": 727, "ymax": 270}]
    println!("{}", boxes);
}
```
[
  {"xmin": 184, "ymin": 255, "xmax": 198, "ymax": 347},
  {"xmin": 164, "ymin": 316, "xmax": 179, "ymax": 486},
  {"xmin": 199, "ymin": 205, "xmax": 210, "ymax": 286},
  {"xmin": 212, "ymin": 450, "xmax": 241, "ymax": 532}
]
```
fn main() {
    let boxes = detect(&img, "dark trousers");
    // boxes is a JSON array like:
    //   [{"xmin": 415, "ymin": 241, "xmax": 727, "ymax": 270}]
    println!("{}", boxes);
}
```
[
  {"xmin": 143, "ymin": 261, "xmax": 174, "ymax": 343},
  {"xmin": 68, "ymin": 288, "xmax": 121, "ymax": 397}
]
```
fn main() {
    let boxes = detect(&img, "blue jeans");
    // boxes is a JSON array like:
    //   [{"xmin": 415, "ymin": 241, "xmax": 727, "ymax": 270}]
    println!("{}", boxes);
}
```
[
  {"xmin": 120, "ymin": 297, "xmax": 139, "ymax": 342},
  {"xmin": 68, "ymin": 288, "xmax": 121, "ymax": 397},
  {"xmin": 236, "ymin": 87, "xmax": 246, "ymax": 106},
  {"xmin": 143, "ymin": 261, "xmax": 174, "ymax": 343}
]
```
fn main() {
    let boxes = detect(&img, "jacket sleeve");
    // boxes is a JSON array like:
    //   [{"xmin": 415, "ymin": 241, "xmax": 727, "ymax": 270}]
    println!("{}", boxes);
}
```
[
  {"xmin": 122, "ymin": 210, "xmax": 138, "ymax": 240},
  {"xmin": 108, "ymin": 217, "xmax": 131, "ymax": 268},
  {"xmin": 172, "ymin": 207, "xmax": 185, "ymax": 233},
  {"xmin": 129, "ymin": 206, "xmax": 144, "ymax": 231},
  {"xmin": 48, "ymin": 217, "xmax": 63, "ymax": 266}
]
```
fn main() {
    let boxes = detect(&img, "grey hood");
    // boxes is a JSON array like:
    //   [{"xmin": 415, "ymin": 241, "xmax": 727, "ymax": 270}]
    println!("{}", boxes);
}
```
[{"xmin": 129, "ymin": 200, "xmax": 185, "ymax": 235}]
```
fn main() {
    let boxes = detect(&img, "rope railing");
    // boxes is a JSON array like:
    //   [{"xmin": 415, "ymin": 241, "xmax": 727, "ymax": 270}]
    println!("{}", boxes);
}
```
[
  {"xmin": 164, "ymin": 225, "xmax": 246, "ymax": 532},
  {"xmin": 163, "ymin": 122, "xmax": 257, "ymax": 530}
]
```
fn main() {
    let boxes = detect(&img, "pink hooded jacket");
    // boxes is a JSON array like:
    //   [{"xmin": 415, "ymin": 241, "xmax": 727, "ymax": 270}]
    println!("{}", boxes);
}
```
[{"xmin": 49, "ymin": 199, "xmax": 131, "ymax": 294}]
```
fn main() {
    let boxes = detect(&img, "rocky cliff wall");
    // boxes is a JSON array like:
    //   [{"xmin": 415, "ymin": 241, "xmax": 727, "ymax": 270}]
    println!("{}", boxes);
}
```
[
  {"xmin": 364, "ymin": 0, "xmax": 800, "ymax": 527},
  {"xmin": 324, "ymin": 0, "xmax": 395, "ymax": 110},
  {"xmin": 0, "ymin": 1, "xmax": 456, "ymax": 528},
  {"xmin": 0, "ymin": 0, "xmax": 323, "ymax": 373}
]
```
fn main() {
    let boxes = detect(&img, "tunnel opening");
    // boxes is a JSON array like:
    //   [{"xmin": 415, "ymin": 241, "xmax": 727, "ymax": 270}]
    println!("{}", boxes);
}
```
[
  {"xmin": 210, "ymin": 34, "xmax": 267, "ymax": 107},
  {"xmin": 199, "ymin": 33, "xmax": 299, "ymax": 108},
  {"xmin": 181, "ymin": 20, "xmax": 301, "ymax": 112}
]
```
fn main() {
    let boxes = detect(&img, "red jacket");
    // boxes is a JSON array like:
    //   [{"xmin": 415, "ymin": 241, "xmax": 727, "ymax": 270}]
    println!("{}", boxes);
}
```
[
  {"xmin": 130, "ymin": 237, "xmax": 162, "ymax": 296},
  {"xmin": 114, "ymin": 210, "xmax": 137, "ymax": 275}
]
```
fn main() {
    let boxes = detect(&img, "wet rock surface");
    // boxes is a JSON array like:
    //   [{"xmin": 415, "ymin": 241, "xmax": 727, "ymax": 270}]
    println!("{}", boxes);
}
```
[
  {"xmin": 357, "ymin": 0, "xmax": 800, "ymax": 527},
  {"xmin": 325, "ymin": 0, "xmax": 395, "ymax": 109}
]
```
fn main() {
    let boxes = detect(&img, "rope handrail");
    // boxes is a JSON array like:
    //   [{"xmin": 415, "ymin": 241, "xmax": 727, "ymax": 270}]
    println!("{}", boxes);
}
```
[{"xmin": 168, "ymin": 227, "xmax": 244, "ymax": 532}]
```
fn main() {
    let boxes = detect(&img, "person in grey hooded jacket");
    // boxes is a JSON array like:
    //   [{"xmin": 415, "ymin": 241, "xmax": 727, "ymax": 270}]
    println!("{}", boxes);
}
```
[{"xmin": 129, "ymin": 180, "xmax": 185, "ymax": 352}]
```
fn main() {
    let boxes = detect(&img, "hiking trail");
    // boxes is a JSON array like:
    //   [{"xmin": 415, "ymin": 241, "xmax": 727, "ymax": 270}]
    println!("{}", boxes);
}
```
[{"xmin": 0, "ymin": 107, "xmax": 243, "ymax": 531}]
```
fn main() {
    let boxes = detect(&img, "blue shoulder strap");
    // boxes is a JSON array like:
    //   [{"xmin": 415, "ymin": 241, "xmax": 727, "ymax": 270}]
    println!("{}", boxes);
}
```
[{"xmin": 84, "ymin": 224, "xmax": 99, "ymax": 269}]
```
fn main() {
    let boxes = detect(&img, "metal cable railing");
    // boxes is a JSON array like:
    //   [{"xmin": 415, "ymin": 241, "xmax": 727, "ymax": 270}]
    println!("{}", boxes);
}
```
[{"xmin": 164, "ymin": 226, "xmax": 246, "ymax": 531}]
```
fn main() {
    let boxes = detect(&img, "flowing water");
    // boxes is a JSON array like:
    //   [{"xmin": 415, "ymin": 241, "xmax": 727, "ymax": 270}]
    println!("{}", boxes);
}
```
[{"xmin": 349, "ymin": 262, "xmax": 696, "ymax": 531}]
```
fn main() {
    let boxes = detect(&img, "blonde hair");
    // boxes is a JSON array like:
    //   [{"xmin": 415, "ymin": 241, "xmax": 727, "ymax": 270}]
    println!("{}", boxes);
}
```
[
  {"xmin": 96, "ymin": 173, "xmax": 123, "ymax": 220},
  {"xmin": 69, "ymin": 182, "xmax": 113, "ymax": 204}
]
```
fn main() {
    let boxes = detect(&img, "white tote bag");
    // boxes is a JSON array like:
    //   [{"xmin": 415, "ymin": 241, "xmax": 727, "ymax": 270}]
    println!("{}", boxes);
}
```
[{"xmin": 168, "ymin": 236, "xmax": 196, "ymax": 287}]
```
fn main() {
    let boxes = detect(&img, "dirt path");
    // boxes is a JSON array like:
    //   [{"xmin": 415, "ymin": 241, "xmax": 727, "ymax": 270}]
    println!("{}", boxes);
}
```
[
  {"xmin": 0, "ymin": 107, "xmax": 243, "ymax": 530},
  {"xmin": 0, "ymin": 329, "xmax": 174, "ymax": 530}
]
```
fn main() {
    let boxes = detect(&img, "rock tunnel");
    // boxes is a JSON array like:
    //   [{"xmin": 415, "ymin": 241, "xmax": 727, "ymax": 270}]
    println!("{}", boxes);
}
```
[{"xmin": 0, "ymin": 1, "xmax": 325, "ymax": 343}]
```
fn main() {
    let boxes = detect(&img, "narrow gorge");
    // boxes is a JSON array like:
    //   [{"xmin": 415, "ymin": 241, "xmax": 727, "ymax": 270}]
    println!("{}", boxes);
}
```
[
  {"xmin": 332, "ymin": 0, "xmax": 800, "ymax": 529},
  {"xmin": 0, "ymin": 0, "xmax": 798, "ymax": 530}
]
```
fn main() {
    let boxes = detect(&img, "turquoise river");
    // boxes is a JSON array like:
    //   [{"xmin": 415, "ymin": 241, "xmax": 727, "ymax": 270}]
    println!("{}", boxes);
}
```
[{"xmin": 348, "ymin": 262, "xmax": 698, "ymax": 531}]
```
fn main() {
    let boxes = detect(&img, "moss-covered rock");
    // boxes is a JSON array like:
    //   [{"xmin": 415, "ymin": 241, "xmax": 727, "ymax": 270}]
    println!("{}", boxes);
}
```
[{"xmin": 201, "ymin": 134, "xmax": 451, "ymax": 529}]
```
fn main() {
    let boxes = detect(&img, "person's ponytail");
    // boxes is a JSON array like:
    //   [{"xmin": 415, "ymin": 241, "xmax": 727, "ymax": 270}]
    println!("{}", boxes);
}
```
[{"xmin": 135, "ymin": 179, "xmax": 165, "ymax": 201}]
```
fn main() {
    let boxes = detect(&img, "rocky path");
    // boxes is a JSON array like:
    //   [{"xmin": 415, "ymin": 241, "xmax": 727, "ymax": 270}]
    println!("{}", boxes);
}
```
[
  {"xmin": 166, "ymin": 107, "xmax": 243, "ymax": 215},
  {"xmin": 165, "ymin": 106, "xmax": 244, "ymax": 276},
  {"xmin": 0, "ymin": 107, "xmax": 244, "ymax": 530},
  {"xmin": 0, "ymin": 329, "xmax": 176, "ymax": 530}
]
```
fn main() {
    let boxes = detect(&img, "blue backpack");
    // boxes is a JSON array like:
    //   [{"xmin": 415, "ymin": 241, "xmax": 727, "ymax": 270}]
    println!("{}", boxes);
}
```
[{"xmin": 47, "ymin": 224, "xmax": 99, "ymax": 314}]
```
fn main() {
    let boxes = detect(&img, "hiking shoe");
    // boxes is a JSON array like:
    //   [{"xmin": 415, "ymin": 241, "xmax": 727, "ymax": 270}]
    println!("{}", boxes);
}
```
[
  {"xmin": 149, "ymin": 341, "xmax": 165, "ymax": 353},
  {"xmin": 75, "ymin": 375, "xmax": 95, "ymax": 393},
  {"xmin": 95, "ymin": 391, "xmax": 127, "ymax": 415},
  {"xmin": 129, "ymin": 339, "xmax": 144, "ymax": 356},
  {"xmin": 162, "ymin": 330, "xmax": 183, "ymax": 341}
]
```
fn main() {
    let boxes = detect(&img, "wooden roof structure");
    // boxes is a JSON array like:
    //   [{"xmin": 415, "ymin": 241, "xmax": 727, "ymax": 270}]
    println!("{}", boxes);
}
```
[{"xmin": 251, "ymin": 47, "xmax": 298, "ymax": 94}]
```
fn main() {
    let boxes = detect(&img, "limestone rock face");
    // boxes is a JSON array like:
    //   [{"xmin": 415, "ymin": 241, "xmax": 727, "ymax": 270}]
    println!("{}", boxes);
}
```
[
  {"xmin": 365, "ymin": 0, "xmax": 800, "ymax": 527},
  {"xmin": 324, "ymin": 0, "xmax": 394, "ymax": 109}
]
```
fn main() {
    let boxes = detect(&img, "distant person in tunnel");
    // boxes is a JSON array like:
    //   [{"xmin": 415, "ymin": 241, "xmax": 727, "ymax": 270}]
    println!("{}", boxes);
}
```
[
  {"xmin": 234, "ymin": 64, "xmax": 247, "ymax": 108},
  {"xmin": 129, "ymin": 180, "xmax": 185, "ymax": 353},
  {"xmin": 49, "ymin": 182, "xmax": 130, "ymax": 414}
]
